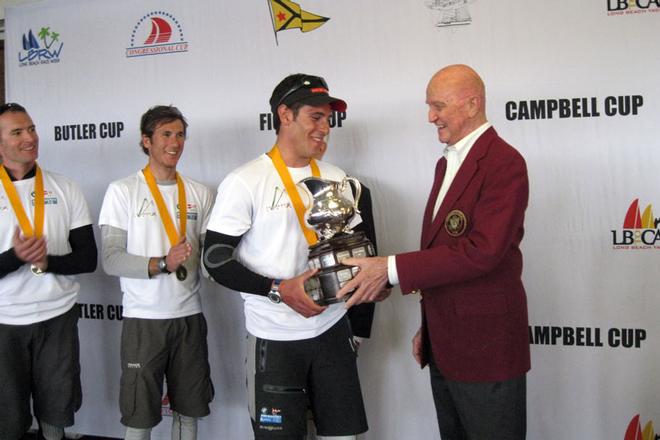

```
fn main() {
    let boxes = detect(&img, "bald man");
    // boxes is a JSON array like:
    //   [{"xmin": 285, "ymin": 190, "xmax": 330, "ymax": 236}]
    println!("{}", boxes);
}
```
[{"xmin": 337, "ymin": 65, "xmax": 530, "ymax": 439}]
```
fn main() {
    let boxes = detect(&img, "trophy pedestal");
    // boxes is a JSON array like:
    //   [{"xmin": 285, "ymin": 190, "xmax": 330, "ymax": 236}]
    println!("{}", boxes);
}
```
[{"xmin": 305, "ymin": 231, "xmax": 375, "ymax": 305}]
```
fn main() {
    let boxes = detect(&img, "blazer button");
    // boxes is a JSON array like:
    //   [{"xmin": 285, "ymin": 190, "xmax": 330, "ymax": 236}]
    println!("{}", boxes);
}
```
[{"xmin": 411, "ymin": 289, "xmax": 421, "ymax": 295}]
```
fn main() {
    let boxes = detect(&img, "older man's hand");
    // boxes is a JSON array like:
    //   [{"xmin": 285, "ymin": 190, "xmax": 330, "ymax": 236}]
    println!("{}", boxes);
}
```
[{"xmin": 336, "ymin": 256, "xmax": 391, "ymax": 308}]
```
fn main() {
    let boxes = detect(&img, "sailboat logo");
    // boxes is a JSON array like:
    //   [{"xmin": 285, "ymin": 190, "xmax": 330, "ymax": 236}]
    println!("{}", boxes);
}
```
[
  {"xmin": 126, "ymin": 11, "xmax": 189, "ymax": 58},
  {"xmin": 611, "ymin": 199, "xmax": 660, "ymax": 249},
  {"xmin": 624, "ymin": 414, "xmax": 655, "ymax": 440},
  {"xmin": 18, "ymin": 27, "xmax": 63, "ymax": 67},
  {"xmin": 426, "ymin": 0, "xmax": 475, "ymax": 27}
]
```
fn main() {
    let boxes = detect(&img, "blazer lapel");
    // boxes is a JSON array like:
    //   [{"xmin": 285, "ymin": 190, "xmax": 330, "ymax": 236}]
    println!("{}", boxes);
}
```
[
  {"xmin": 421, "ymin": 128, "xmax": 496, "ymax": 249},
  {"xmin": 421, "ymin": 158, "xmax": 447, "ymax": 247}
]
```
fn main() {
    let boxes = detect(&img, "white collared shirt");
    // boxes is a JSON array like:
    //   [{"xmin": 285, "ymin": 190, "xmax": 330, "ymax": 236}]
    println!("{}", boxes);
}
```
[{"xmin": 387, "ymin": 122, "xmax": 491, "ymax": 286}]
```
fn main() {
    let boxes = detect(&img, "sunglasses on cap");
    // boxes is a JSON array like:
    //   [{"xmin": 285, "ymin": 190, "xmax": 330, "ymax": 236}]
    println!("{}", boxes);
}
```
[{"xmin": 275, "ymin": 75, "xmax": 330, "ymax": 108}]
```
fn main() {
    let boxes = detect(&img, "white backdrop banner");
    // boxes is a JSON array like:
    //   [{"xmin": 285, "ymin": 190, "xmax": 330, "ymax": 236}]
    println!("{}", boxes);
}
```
[{"xmin": 5, "ymin": 0, "xmax": 660, "ymax": 439}]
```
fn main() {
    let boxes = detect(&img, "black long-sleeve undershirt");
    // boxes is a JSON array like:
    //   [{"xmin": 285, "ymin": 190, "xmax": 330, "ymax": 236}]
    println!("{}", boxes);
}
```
[
  {"xmin": 0, "ymin": 224, "xmax": 97, "ymax": 279},
  {"xmin": 203, "ymin": 230, "xmax": 272, "ymax": 296}
]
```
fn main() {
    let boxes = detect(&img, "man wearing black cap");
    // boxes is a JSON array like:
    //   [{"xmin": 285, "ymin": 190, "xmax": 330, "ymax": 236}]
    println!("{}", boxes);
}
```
[{"xmin": 203, "ymin": 74, "xmax": 368, "ymax": 440}]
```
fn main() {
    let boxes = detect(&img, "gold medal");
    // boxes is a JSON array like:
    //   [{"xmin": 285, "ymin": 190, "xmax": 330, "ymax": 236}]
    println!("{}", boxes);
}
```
[
  {"xmin": 30, "ymin": 264, "xmax": 45, "ymax": 276},
  {"xmin": 176, "ymin": 266, "xmax": 187, "ymax": 281},
  {"xmin": 445, "ymin": 209, "xmax": 467, "ymax": 237}
]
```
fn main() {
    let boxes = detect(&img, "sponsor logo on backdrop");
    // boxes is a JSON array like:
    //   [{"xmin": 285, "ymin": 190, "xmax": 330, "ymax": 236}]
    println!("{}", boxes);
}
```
[
  {"xmin": 425, "ymin": 0, "xmax": 475, "ymax": 27},
  {"xmin": 608, "ymin": 0, "xmax": 660, "ymax": 16},
  {"xmin": 529, "ymin": 325, "xmax": 647, "ymax": 348},
  {"xmin": 258, "ymin": 111, "xmax": 346, "ymax": 131},
  {"xmin": 53, "ymin": 121, "xmax": 125, "ymax": 141},
  {"xmin": 268, "ymin": 0, "xmax": 329, "ymax": 44},
  {"xmin": 612, "ymin": 199, "xmax": 660, "ymax": 250},
  {"xmin": 126, "ymin": 11, "xmax": 188, "ymax": 58},
  {"xmin": 624, "ymin": 414, "xmax": 656, "ymax": 440},
  {"xmin": 18, "ymin": 27, "xmax": 63, "ymax": 67},
  {"xmin": 77, "ymin": 303, "xmax": 123, "ymax": 320},
  {"xmin": 505, "ymin": 95, "xmax": 644, "ymax": 120}
]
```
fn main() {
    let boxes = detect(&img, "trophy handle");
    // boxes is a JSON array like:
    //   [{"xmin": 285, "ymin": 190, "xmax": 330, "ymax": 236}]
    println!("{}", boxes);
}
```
[{"xmin": 342, "ymin": 176, "xmax": 362, "ymax": 215}]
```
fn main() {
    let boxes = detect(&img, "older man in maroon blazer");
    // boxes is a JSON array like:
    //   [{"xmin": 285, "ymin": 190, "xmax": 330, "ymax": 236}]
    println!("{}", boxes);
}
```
[{"xmin": 338, "ymin": 64, "xmax": 530, "ymax": 440}]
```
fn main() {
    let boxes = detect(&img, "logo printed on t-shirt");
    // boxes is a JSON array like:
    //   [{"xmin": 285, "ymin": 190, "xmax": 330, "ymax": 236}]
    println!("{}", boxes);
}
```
[
  {"xmin": 268, "ymin": 186, "xmax": 291, "ymax": 211},
  {"xmin": 268, "ymin": 186, "xmax": 292, "ymax": 211},
  {"xmin": 137, "ymin": 198, "xmax": 157, "ymax": 217}
]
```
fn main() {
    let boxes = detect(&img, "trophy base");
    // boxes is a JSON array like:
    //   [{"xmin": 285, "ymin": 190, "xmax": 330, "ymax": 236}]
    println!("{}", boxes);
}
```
[{"xmin": 305, "ymin": 231, "xmax": 375, "ymax": 305}]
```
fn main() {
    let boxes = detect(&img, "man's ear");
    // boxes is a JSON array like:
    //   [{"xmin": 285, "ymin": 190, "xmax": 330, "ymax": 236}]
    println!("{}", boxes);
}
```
[
  {"xmin": 142, "ymin": 135, "xmax": 152, "ymax": 150},
  {"xmin": 277, "ymin": 104, "xmax": 293, "ymax": 127}
]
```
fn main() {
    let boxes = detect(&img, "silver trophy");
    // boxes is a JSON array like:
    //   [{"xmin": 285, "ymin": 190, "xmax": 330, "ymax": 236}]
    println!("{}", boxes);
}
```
[{"xmin": 300, "ymin": 176, "xmax": 375, "ymax": 305}]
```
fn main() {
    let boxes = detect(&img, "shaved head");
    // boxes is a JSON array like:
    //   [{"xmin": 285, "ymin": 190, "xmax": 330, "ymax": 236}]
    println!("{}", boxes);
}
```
[{"xmin": 426, "ymin": 64, "xmax": 488, "ymax": 145}]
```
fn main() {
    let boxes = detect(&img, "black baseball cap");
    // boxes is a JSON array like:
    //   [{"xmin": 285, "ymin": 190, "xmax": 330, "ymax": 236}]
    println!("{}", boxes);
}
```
[{"xmin": 269, "ymin": 74, "xmax": 347, "ymax": 114}]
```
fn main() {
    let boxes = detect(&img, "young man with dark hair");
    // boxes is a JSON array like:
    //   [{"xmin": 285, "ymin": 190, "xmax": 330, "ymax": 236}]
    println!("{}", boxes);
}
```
[
  {"xmin": 203, "ymin": 74, "xmax": 371, "ymax": 440},
  {"xmin": 99, "ymin": 105, "xmax": 214, "ymax": 440},
  {"xmin": 0, "ymin": 103, "xmax": 97, "ymax": 440}
]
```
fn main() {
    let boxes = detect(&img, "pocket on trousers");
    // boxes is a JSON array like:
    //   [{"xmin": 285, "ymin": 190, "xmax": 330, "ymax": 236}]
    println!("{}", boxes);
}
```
[{"xmin": 119, "ymin": 369, "xmax": 139, "ymax": 416}]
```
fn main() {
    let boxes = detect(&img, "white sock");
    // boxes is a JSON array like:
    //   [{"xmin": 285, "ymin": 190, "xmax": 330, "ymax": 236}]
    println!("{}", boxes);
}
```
[
  {"xmin": 171, "ymin": 411, "xmax": 197, "ymax": 440},
  {"xmin": 40, "ymin": 421, "xmax": 64, "ymax": 440},
  {"xmin": 124, "ymin": 426, "xmax": 152, "ymax": 440}
]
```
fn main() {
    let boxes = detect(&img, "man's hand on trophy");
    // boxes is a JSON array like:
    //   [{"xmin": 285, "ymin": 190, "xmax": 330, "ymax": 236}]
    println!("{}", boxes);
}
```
[
  {"xmin": 336, "ymin": 256, "xmax": 391, "ymax": 308},
  {"xmin": 280, "ymin": 268, "xmax": 327, "ymax": 318}
]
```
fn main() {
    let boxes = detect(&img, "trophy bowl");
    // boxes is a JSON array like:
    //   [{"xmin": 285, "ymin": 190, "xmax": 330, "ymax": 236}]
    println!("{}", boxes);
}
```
[{"xmin": 300, "ymin": 176, "xmax": 375, "ymax": 305}]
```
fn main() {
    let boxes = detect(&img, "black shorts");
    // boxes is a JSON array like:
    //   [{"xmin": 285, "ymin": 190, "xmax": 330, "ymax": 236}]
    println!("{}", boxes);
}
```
[
  {"xmin": 119, "ymin": 313, "xmax": 214, "ymax": 428},
  {"xmin": 0, "ymin": 306, "xmax": 81, "ymax": 440},
  {"xmin": 247, "ymin": 316, "xmax": 368, "ymax": 439}
]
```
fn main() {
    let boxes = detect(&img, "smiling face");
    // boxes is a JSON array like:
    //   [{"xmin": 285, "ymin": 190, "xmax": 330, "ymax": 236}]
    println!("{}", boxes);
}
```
[
  {"xmin": 278, "ymin": 103, "xmax": 332, "ymax": 167},
  {"xmin": 142, "ymin": 119, "xmax": 185, "ymax": 178},
  {"xmin": 425, "ymin": 65, "xmax": 487, "ymax": 146},
  {"xmin": 0, "ymin": 111, "xmax": 39, "ymax": 176}
]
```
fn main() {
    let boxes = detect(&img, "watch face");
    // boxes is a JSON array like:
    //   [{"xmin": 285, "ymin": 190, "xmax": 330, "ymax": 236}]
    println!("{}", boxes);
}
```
[{"xmin": 268, "ymin": 291, "xmax": 282, "ymax": 304}]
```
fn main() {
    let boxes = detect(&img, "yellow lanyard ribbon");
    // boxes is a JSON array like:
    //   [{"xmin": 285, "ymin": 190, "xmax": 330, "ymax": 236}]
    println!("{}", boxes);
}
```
[
  {"xmin": 142, "ymin": 166, "xmax": 187, "ymax": 247},
  {"xmin": 0, "ymin": 163, "xmax": 44, "ymax": 238},
  {"xmin": 267, "ymin": 145, "xmax": 320, "ymax": 246}
]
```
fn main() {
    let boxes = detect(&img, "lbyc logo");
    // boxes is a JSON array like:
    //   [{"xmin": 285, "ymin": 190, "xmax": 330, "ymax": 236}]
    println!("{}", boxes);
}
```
[
  {"xmin": 611, "ymin": 199, "xmax": 660, "ymax": 249},
  {"xmin": 268, "ymin": 0, "xmax": 330, "ymax": 45},
  {"xmin": 624, "ymin": 414, "xmax": 656, "ymax": 440},
  {"xmin": 18, "ymin": 27, "xmax": 63, "ymax": 67},
  {"xmin": 608, "ymin": 0, "xmax": 660, "ymax": 15},
  {"xmin": 126, "ymin": 11, "xmax": 189, "ymax": 58},
  {"xmin": 425, "ymin": 0, "xmax": 475, "ymax": 27}
]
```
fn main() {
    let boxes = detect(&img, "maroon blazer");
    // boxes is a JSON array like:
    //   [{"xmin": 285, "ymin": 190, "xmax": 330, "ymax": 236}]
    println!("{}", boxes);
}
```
[{"xmin": 396, "ymin": 127, "xmax": 530, "ymax": 382}]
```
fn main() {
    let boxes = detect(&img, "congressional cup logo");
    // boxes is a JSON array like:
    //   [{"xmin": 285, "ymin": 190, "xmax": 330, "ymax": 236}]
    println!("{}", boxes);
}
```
[
  {"xmin": 18, "ymin": 27, "xmax": 63, "ymax": 67},
  {"xmin": 608, "ymin": 0, "xmax": 660, "ymax": 16},
  {"xmin": 425, "ymin": 0, "xmax": 475, "ymax": 27},
  {"xmin": 611, "ymin": 199, "xmax": 660, "ymax": 250},
  {"xmin": 126, "ymin": 11, "xmax": 189, "ymax": 58},
  {"xmin": 624, "ymin": 414, "xmax": 655, "ymax": 440}
]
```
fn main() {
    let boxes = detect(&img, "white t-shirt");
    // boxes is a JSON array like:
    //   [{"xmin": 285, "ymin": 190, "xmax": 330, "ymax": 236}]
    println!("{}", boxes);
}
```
[
  {"xmin": 0, "ymin": 169, "xmax": 92, "ymax": 325},
  {"xmin": 98, "ymin": 171, "xmax": 213, "ymax": 319},
  {"xmin": 207, "ymin": 154, "xmax": 361, "ymax": 341}
]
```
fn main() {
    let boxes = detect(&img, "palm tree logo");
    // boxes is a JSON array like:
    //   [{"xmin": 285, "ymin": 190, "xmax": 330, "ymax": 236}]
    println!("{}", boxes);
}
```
[{"xmin": 37, "ymin": 27, "xmax": 60, "ymax": 49}]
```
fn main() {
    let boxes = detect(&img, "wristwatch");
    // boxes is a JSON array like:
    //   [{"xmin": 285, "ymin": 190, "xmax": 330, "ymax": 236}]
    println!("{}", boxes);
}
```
[
  {"xmin": 268, "ymin": 279, "xmax": 283, "ymax": 304},
  {"xmin": 158, "ymin": 257, "xmax": 171, "ymax": 274}
]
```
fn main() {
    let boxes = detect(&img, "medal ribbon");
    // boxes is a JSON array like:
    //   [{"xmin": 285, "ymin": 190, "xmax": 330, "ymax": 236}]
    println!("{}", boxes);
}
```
[
  {"xmin": 267, "ymin": 145, "xmax": 320, "ymax": 246},
  {"xmin": 0, "ymin": 163, "xmax": 44, "ymax": 238},
  {"xmin": 142, "ymin": 166, "xmax": 187, "ymax": 247}
]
